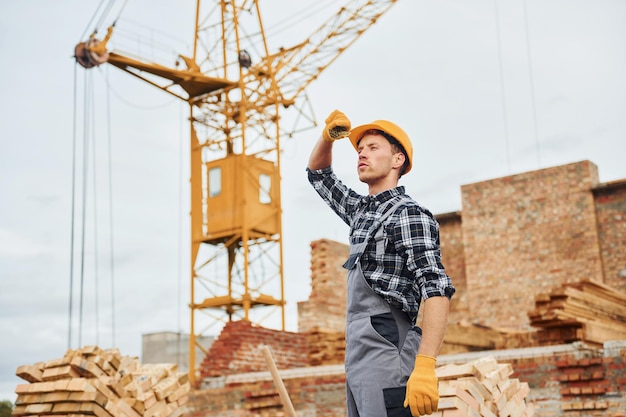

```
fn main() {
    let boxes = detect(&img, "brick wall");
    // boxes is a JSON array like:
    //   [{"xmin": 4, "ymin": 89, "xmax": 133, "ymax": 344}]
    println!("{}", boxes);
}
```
[
  {"xmin": 461, "ymin": 160, "xmax": 605, "ymax": 330},
  {"xmin": 593, "ymin": 180, "xmax": 626, "ymax": 292},
  {"xmin": 189, "ymin": 372, "xmax": 347, "ymax": 417},
  {"xmin": 298, "ymin": 239, "xmax": 349, "ymax": 333},
  {"xmin": 506, "ymin": 343, "xmax": 626, "ymax": 416},
  {"xmin": 437, "ymin": 211, "xmax": 468, "ymax": 321},
  {"xmin": 198, "ymin": 321, "xmax": 308, "ymax": 379},
  {"xmin": 189, "ymin": 342, "xmax": 626, "ymax": 417}
]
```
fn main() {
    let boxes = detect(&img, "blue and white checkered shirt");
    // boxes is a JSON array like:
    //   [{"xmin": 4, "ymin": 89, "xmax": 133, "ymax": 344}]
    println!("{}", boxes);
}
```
[{"xmin": 307, "ymin": 166, "xmax": 455, "ymax": 323}]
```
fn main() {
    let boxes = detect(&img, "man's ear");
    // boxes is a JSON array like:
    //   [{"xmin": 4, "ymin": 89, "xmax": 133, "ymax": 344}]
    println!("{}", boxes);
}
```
[{"xmin": 393, "ymin": 152, "xmax": 405, "ymax": 170}]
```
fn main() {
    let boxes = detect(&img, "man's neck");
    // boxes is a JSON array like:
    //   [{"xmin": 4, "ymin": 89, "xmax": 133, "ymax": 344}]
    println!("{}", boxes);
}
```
[{"xmin": 367, "ymin": 179, "xmax": 399, "ymax": 196}]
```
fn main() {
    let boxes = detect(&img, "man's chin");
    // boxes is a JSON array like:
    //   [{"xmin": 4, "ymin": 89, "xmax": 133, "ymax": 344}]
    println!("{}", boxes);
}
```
[{"xmin": 357, "ymin": 173, "xmax": 371, "ymax": 184}]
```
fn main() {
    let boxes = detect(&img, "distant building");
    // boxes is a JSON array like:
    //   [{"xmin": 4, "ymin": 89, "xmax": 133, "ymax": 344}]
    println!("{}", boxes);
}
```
[{"xmin": 142, "ymin": 331, "xmax": 214, "ymax": 373}]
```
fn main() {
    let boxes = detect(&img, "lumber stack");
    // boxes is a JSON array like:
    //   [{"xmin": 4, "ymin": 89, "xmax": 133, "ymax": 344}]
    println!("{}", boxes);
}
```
[
  {"xmin": 305, "ymin": 328, "xmax": 346, "ymax": 366},
  {"xmin": 13, "ymin": 345, "xmax": 190, "ymax": 417},
  {"xmin": 441, "ymin": 322, "xmax": 501, "ymax": 353},
  {"xmin": 528, "ymin": 279, "xmax": 626, "ymax": 346},
  {"xmin": 434, "ymin": 356, "xmax": 534, "ymax": 417},
  {"xmin": 441, "ymin": 321, "xmax": 537, "ymax": 354}
]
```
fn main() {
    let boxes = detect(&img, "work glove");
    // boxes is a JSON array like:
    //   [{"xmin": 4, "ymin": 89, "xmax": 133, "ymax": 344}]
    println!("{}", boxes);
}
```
[
  {"xmin": 322, "ymin": 109, "xmax": 351, "ymax": 142},
  {"xmin": 404, "ymin": 354, "xmax": 439, "ymax": 416}
]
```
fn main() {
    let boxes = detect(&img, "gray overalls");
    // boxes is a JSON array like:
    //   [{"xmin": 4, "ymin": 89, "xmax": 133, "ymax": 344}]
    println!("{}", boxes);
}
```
[{"xmin": 344, "ymin": 199, "xmax": 422, "ymax": 417}]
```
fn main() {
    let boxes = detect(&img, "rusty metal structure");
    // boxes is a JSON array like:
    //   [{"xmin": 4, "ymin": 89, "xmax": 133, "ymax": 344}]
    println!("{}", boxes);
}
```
[{"xmin": 75, "ymin": 0, "xmax": 399, "ymax": 384}]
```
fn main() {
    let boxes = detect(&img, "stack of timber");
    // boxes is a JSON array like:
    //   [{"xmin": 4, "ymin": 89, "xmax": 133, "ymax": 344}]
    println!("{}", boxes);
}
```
[
  {"xmin": 441, "ymin": 322, "xmax": 536, "ymax": 354},
  {"xmin": 13, "ymin": 345, "xmax": 190, "ymax": 417},
  {"xmin": 305, "ymin": 328, "xmax": 345, "ymax": 366},
  {"xmin": 434, "ymin": 356, "xmax": 534, "ymax": 417},
  {"xmin": 528, "ymin": 279, "xmax": 626, "ymax": 346}
]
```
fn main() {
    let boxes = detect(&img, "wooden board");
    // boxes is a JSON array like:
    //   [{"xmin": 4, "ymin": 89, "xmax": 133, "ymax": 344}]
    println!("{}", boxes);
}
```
[{"xmin": 13, "ymin": 346, "xmax": 190, "ymax": 417}]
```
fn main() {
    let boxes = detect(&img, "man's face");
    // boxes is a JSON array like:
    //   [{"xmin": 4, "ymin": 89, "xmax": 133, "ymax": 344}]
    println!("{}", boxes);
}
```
[{"xmin": 356, "ymin": 134, "xmax": 401, "ymax": 185}]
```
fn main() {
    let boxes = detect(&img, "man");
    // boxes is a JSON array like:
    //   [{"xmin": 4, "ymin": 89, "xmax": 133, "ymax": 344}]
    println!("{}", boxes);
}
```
[{"xmin": 307, "ymin": 110, "xmax": 455, "ymax": 417}]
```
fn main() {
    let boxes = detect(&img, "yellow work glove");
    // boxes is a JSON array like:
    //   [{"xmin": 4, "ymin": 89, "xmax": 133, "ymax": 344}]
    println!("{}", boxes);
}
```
[
  {"xmin": 404, "ymin": 354, "xmax": 439, "ymax": 416},
  {"xmin": 322, "ymin": 109, "xmax": 351, "ymax": 142}
]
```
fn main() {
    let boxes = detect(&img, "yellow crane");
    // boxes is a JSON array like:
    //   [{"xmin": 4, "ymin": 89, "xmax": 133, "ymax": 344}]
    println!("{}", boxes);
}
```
[{"xmin": 75, "ymin": 0, "xmax": 400, "ymax": 386}]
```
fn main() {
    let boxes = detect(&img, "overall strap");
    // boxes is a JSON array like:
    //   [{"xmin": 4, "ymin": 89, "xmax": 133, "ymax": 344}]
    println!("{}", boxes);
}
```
[
  {"xmin": 343, "ymin": 196, "xmax": 410, "ymax": 270},
  {"xmin": 373, "ymin": 197, "xmax": 409, "ymax": 254}
]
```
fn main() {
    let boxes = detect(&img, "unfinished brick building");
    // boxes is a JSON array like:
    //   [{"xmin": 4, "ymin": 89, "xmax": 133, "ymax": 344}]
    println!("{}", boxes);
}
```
[
  {"xmin": 299, "ymin": 160, "xmax": 626, "ymax": 334},
  {"xmin": 191, "ymin": 160, "xmax": 626, "ymax": 416}
]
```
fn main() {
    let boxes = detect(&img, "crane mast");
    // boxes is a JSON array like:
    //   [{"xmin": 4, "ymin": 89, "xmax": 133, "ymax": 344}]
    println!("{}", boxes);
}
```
[{"xmin": 75, "ymin": 0, "xmax": 399, "ymax": 386}]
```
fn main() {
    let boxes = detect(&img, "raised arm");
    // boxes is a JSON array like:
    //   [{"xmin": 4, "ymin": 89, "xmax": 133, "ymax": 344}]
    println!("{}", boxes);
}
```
[
  {"xmin": 308, "ymin": 110, "xmax": 351, "ymax": 170},
  {"xmin": 308, "ymin": 135, "xmax": 334, "ymax": 170}
]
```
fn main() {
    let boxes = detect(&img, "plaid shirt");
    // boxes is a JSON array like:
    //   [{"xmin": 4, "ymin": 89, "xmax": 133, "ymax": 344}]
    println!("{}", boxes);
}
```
[{"xmin": 307, "ymin": 166, "xmax": 455, "ymax": 323}]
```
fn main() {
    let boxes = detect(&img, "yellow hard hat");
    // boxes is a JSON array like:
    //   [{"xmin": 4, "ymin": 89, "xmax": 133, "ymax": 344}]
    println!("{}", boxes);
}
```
[{"xmin": 348, "ymin": 120, "xmax": 413, "ymax": 175}]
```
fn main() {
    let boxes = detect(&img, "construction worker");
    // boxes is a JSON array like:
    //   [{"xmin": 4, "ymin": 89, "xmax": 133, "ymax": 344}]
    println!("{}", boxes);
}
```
[{"xmin": 306, "ymin": 110, "xmax": 455, "ymax": 417}]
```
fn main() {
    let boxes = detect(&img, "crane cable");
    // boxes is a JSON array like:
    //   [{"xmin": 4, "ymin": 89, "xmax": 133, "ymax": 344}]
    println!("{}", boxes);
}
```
[
  {"xmin": 261, "ymin": 0, "xmax": 336, "ymax": 41},
  {"xmin": 80, "ymin": 0, "xmax": 130, "ymax": 41},
  {"xmin": 105, "ymin": 65, "xmax": 117, "ymax": 348},
  {"xmin": 69, "ymin": 62, "xmax": 118, "ymax": 350},
  {"xmin": 522, "ymin": 0, "xmax": 542, "ymax": 168},
  {"xmin": 79, "ymin": 0, "xmax": 109, "ymax": 41},
  {"xmin": 78, "ymin": 70, "xmax": 92, "ymax": 348},
  {"xmin": 493, "ymin": 0, "xmax": 512, "ymax": 173},
  {"xmin": 69, "ymin": 0, "xmax": 134, "ymax": 350},
  {"xmin": 71, "ymin": 0, "xmax": 194, "ymax": 352},
  {"xmin": 69, "ymin": 67, "xmax": 91, "ymax": 348},
  {"xmin": 69, "ymin": 65, "xmax": 78, "ymax": 350},
  {"xmin": 493, "ymin": 0, "xmax": 542, "ymax": 172}
]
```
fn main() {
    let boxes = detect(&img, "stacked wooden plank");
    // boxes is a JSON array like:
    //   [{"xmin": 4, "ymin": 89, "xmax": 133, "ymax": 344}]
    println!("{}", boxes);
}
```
[
  {"xmin": 305, "ymin": 328, "xmax": 345, "ymax": 366},
  {"xmin": 441, "ymin": 322, "xmax": 537, "ymax": 354},
  {"xmin": 13, "ymin": 345, "xmax": 190, "ymax": 417},
  {"xmin": 528, "ymin": 279, "xmax": 626, "ymax": 346},
  {"xmin": 434, "ymin": 356, "xmax": 534, "ymax": 417},
  {"xmin": 441, "ymin": 322, "xmax": 502, "ymax": 353}
]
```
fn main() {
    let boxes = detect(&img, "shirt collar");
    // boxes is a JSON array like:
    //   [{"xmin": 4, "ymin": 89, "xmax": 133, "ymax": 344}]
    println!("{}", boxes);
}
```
[{"xmin": 358, "ymin": 186, "xmax": 406, "ymax": 208}]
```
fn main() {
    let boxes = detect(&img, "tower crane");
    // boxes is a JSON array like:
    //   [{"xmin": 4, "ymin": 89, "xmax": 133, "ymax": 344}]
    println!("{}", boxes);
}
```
[{"xmin": 75, "ymin": 0, "xmax": 400, "ymax": 385}]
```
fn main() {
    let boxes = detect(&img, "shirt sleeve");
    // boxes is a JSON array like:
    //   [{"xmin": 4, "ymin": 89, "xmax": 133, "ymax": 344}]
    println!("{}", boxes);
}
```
[
  {"xmin": 306, "ymin": 166, "xmax": 362, "ymax": 226},
  {"xmin": 392, "ymin": 204, "xmax": 455, "ymax": 300}
]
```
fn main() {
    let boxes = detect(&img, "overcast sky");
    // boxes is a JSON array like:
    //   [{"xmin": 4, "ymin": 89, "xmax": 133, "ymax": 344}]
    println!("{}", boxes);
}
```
[{"xmin": 1, "ymin": 0, "xmax": 625, "ymax": 402}]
